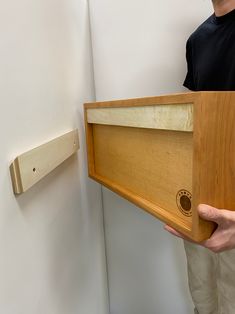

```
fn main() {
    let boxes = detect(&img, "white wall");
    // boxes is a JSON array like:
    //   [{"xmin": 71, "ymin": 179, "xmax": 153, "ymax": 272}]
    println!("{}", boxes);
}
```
[
  {"xmin": 89, "ymin": 0, "xmax": 212, "ymax": 313},
  {"xmin": 0, "ymin": 1, "xmax": 108, "ymax": 313}
]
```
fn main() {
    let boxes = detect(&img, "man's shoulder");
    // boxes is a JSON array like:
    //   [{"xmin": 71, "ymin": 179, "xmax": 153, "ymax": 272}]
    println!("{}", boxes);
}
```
[{"xmin": 188, "ymin": 15, "xmax": 214, "ymax": 43}]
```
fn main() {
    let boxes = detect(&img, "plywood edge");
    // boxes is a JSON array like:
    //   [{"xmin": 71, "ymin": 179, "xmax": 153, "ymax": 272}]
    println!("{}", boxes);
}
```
[
  {"xmin": 10, "ymin": 158, "xmax": 23, "ymax": 194},
  {"xmin": 10, "ymin": 129, "xmax": 79, "ymax": 194},
  {"xmin": 89, "ymin": 172, "xmax": 194, "ymax": 239},
  {"xmin": 84, "ymin": 110, "xmax": 96, "ymax": 175},
  {"xmin": 87, "ymin": 104, "xmax": 193, "ymax": 132}
]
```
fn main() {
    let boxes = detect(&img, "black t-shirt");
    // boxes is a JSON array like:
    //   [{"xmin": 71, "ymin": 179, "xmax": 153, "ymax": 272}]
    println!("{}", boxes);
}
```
[{"xmin": 183, "ymin": 9, "xmax": 235, "ymax": 91}]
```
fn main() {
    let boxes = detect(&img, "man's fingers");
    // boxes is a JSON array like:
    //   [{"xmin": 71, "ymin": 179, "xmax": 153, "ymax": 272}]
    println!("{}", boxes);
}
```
[
  {"xmin": 164, "ymin": 225, "xmax": 182, "ymax": 237},
  {"xmin": 164, "ymin": 225, "xmax": 197, "ymax": 243},
  {"xmin": 198, "ymin": 204, "xmax": 223, "ymax": 224},
  {"xmin": 164, "ymin": 225, "xmax": 187, "ymax": 240}
]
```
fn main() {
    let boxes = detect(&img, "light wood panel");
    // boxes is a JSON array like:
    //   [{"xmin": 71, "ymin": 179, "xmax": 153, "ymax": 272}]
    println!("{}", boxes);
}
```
[
  {"xmin": 10, "ymin": 129, "xmax": 79, "ymax": 194},
  {"xmin": 87, "ymin": 104, "xmax": 193, "ymax": 132}
]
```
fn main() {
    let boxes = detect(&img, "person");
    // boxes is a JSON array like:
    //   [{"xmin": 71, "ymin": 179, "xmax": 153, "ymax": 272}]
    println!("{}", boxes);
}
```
[{"xmin": 165, "ymin": 1, "xmax": 235, "ymax": 313}]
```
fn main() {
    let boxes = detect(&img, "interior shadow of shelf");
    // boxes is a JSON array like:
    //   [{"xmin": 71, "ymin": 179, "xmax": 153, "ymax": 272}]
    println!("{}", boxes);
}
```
[{"xmin": 10, "ymin": 129, "xmax": 79, "ymax": 195}]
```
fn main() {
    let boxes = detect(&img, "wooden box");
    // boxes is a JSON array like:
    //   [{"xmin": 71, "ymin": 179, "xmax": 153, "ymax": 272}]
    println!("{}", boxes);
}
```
[{"xmin": 84, "ymin": 92, "xmax": 235, "ymax": 242}]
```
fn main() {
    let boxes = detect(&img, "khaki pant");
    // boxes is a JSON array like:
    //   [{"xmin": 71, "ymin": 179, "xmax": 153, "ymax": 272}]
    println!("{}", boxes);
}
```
[{"xmin": 184, "ymin": 241, "xmax": 235, "ymax": 314}]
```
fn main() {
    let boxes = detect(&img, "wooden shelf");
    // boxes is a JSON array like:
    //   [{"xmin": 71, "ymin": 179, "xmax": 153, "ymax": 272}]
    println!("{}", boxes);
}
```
[{"xmin": 84, "ymin": 92, "xmax": 235, "ymax": 242}]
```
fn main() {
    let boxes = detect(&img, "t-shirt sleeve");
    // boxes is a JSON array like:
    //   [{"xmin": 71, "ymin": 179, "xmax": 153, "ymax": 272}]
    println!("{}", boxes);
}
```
[{"xmin": 183, "ymin": 39, "xmax": 196, "ymax": 91}]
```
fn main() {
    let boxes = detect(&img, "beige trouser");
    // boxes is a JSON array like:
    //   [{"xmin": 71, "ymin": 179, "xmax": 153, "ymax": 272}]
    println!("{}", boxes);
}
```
[{"xmin": 184, "ymin": 241, "xmax": 235, "ymax": 314}]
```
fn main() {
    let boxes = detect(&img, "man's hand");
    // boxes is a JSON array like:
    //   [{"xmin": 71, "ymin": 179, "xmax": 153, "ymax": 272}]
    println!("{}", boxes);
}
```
[{"xmin": 165, "ymin": 204, "xmax": 235, "ymax": 253}]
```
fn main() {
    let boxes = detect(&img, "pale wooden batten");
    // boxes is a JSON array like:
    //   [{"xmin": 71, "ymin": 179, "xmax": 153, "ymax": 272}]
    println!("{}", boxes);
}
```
[
  {"xmin": 87, "ymin": 103, "xmax": 193, "ymax": 132},
  {"xmin": 10, "ymin": 130, "xmax": 79, "ymax": 194}
]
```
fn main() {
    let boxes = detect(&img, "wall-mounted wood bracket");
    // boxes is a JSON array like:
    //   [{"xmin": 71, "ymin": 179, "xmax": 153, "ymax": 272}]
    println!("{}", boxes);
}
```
[{"xmin": 10, "ymin": 129, "xmax": 79, "ymax": 194}]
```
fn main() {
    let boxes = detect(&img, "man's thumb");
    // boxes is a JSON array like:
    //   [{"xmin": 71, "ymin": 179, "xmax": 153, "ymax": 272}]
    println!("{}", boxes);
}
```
[{"xmin": 198, "ymin": 204, "xmax": 222, "ymax": 224}]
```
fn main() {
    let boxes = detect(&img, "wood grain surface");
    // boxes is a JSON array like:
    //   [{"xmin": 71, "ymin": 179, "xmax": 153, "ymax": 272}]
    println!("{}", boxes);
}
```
[{"xmin": 192, "ymin": 92, "xmax": 235, "ymax": 240}]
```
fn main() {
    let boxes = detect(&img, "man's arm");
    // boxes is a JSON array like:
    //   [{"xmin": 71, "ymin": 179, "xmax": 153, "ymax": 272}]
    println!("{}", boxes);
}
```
[{"xmin": 165, "ymin": 204, "xmax": 235, "ymax": 253}]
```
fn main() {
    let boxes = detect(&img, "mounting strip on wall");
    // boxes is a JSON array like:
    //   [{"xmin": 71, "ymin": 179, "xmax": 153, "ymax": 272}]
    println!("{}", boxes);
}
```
[{"xmin": 10, "ymin": 129, "xmax": 79, "ymax": 195}]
